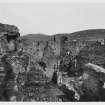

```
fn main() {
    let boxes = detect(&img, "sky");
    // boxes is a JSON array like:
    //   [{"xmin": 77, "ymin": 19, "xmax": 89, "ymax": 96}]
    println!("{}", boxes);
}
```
[{"xmin": 0, "ymin": 2, "xmax": 105, "ymax": 35}]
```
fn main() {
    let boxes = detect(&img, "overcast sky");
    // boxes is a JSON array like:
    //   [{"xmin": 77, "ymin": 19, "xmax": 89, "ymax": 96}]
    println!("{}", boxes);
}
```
[{"xmin": 0, "ymin": 2, "xmax": 105, "ymax": 35}]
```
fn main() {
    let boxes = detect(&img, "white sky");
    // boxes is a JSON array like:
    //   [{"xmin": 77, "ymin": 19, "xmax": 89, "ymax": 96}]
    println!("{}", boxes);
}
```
[{"xmin": 0, "ymin": 2, "xmax": 105, "ymax": 35}]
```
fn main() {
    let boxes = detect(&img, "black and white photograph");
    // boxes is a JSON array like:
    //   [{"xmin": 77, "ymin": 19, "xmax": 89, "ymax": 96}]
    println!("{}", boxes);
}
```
[{"xmin": 0, "ymin": 0, "xmax": 105, "ymax": 102}]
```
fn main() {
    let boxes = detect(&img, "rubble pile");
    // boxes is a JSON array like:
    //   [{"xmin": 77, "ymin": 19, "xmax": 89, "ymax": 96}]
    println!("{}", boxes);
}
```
[{"xmin": 0, "ymin": 23, "xmax": 105, "ymax": 101}]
